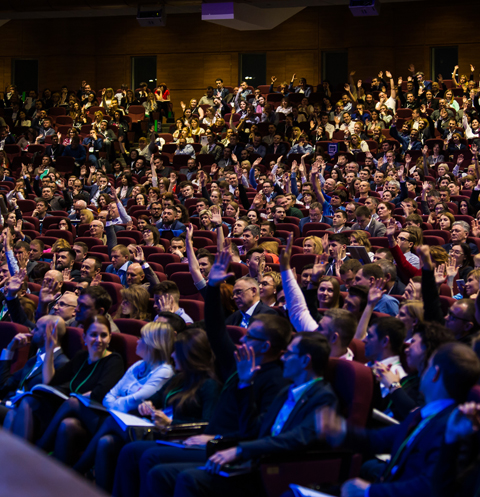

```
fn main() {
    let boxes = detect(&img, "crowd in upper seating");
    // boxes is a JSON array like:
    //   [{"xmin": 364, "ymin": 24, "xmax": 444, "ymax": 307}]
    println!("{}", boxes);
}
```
[{"xmin": 0, "ymin": 65, "xmax": 479, "ymax": 497}]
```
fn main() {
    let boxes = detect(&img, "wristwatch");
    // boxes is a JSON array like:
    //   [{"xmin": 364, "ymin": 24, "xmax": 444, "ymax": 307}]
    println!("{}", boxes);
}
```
[{"xmin": 389, "ymin": 382, "xmax": 401, "ymax": 393}]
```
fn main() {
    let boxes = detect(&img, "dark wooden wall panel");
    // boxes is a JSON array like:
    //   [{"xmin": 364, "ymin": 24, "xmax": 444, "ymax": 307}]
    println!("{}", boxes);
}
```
[{"xmin": 0, "ymin": 1, "xmax": 479, "ymax": 117}]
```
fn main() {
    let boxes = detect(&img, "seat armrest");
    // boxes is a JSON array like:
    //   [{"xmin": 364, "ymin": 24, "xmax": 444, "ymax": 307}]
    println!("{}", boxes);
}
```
[{"xmin": 159, "ymin": 422, "xmax": 209, "ymax": 439}]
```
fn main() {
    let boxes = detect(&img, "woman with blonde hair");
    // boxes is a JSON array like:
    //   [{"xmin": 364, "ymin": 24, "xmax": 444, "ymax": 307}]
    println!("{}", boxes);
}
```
[
  {"xmin": 181, "ymin": 126, "xmax": 194, "ymax": 144},
  {"xmin": 50, "ymin": 239, "xmax": 72, "ymax": 253},
  {"xmin": 303, "ymin": 236, "xmax": 323, "ymax": 255},
  {"xmin": 349, "ymin": 230, "xmax": 374, "ymax": 260},
  {"xmin": 258, "ymin": 241, "xmax": 280, "ymax": 263},
  {"xmin": 397, "ymin": 301, "xmax": 424, "ymax": 339},
  {"xmin": 259, "ymin": 271, "xmax": 281, "ymax": 307},
  {"xmin": 115, "ymin": 285, "xmax": 151, "ymax": 321},
  {"xmin": 101, "ymin": 88, "xmax": 115, "ymax": 109},
  {"xmin": 199, "ymin": 208, "xmax": 214, "ymax": 231},
  {"xmin": 79, "ymin": 209, "xmax": 95, "ymax": 225},
  {"xmin": 93, "ymin": 111, "xmax": 104, "ymax": 132}
]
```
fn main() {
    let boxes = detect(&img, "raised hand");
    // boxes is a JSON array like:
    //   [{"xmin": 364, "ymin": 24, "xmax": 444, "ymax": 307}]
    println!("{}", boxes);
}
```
[
  {"xmin": 385, "ymin": 70, "xmax": 392, "ymax": 79},
  {"xmin": 417, "ymin": 244, "xmax": 434, "ymax": 271},
  {"xmin": 446, "ymin": 257, "xmax": 458, "ymax": 278},
  {"xmin": 91, "ymin": 272, "xmax": 102, "ymax": 286},
  {"xmin": 208, "ymin": 249, "xmax": 234, "ymax": 286},
  {"xmin": 45, "ymin": 319, "xmax": 59, "ymax": 356},
  {"xmin": 40, "ymin": 278, "xmax": 61, "ymax": 304},
  {"xmin": 434, "ymin": 264, "xmax": 446, "ymax": 285},
  {"xmin": 279, "ymin": 233, "xmax": 293, "ymax": 272},
  {"xmin": 407, "ymin": 64, "xmax": 415, "ymax": 73},
  {"xmin": 16, "ymin": 250, "xmax": 28, "ymax": 270},
  {"xmin": 422, "ymin": 145, "xmax": 428, "ymax": 156},
  {"xmin": 315, "ymin": 407, "xmax": 346, "ymax": 446},
  {"xmin": 471, "ymin": 64, "xmax": 476, "ymax": 73},
  {"xmin": 311, "ymin": 254, "xmax": 327, "ymax": 284},
  {"xmin": 386, "ymin": 218, "xmax": 396, "ymax": 238},
  {"xmin": 185, "ymin": 223, "xmax": 194, "ymax": 242},
  {"xmin": 472, "ymin": 219, "xmax": 480, "ymax": 238},
  {"xmin": 157, "ymin": 293, "xmax": 176, "ymax": 313},
  {"xmin": 6, "ymin": 268, "xmax": 27, "ymax": 297},
  {"xmin": 6, "ymin": 331, "xmax": 32, "ymax": 352},
  {"xmin": 210, "ymin": 205, "xmax": 222, "ymax": 226},
  {"xmin": 62, "ymin": 268, "xmax": 72, "ymax": 282},
  {"xmin": 368, "ymin": 278, "xmax": 386, "ymax": 307},
  {"xmin": 235, "ymin": 344, "xmax": 261, "ymax": 384}
]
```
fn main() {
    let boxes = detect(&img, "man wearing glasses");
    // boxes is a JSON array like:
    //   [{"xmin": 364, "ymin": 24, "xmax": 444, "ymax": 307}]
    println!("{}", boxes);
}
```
[{"xmin": 226, "ymin": 275, "xmax": 277, "ymax": 328}]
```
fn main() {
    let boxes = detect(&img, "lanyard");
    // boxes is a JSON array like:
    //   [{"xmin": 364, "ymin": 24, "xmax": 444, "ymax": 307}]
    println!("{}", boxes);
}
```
[
  {"xmin": 383, "ymin": 413, "xmax": 436, "ymax": 478},
  {"xmin": 220, "ymin": 371, "xmax": 238, "ymax": 394},
  {"xmin": 164, "ymin": 387, "xmax": 183, "ymax": 409},
  {"xmin": 69, "ymin": 351, "xmax": 106, "ymax": 394}
]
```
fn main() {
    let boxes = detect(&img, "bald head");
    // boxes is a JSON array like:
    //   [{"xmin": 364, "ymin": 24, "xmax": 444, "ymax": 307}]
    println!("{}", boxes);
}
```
[
  {"xmin": 126, "ymin": 262, "xmax": 145, "ymax": 287},
  {"xmin": 44, "ymin": 270, "xmax": 63, "ymax": 285}
]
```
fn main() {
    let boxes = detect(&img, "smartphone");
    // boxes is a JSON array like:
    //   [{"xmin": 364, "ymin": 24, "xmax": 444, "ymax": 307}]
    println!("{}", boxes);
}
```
[{"xmin": 456, "ymin": 279, "xmax": 465, "ymax": 292}]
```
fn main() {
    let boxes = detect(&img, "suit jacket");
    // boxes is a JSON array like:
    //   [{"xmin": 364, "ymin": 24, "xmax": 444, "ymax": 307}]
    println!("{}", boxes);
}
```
[
  {"xmin": 200, "ymin": 144, "xmax": 222, "ymax": 162},
  {"xmin": 346, "ymin": 404, "xmax": 456, "ymax": 497},
  {"xmin": 351, "ymin": 219, "xmax": 386, "ymax": 237},
  {"xmin": 0, "ymin": 348, "xmax": 69, "ymax": 401},
  {"xmin": 299, "ymin": 215, "xmax": 333, "ymax": 233},
  {"xmin": 83, "ymin": 184, "xmax": 112, "ymax": 204},
  {"xmin": 225, "ymin": 300, "xmax": 277, "ymax": 327},
  {"xmin": 155, "ymin": 220, "xmax": 186, "ymax": 234},
  {"xmin": 266, "ymin": 142, "xmax": 288, "ymax": 156},
  {"xmin": 237, "ymin": 379, "xmax": 337, "ymax": 460},
  {"xmin": 105, "ymin": 261, "xmax": 132, "ymax": 286}
]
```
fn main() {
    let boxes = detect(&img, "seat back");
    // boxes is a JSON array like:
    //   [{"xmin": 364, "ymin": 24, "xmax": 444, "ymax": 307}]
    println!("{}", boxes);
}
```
[
  {"xmin": 170, "ymin": 273, "xmax": 204, "ymax": 301},
  {"xmin": 63, "ymin": 327, "xmax": 86, "ymax": 359},
  {"xmin": 110, "ymin": 333, "xmax": 141, "ymax": 369},
  {"xmin": 179, "ymin": 299, "xmax": 205, "ymax": 322},
  {"xmin": 113, "ymin": 318, "xmax": 148, "ymax": 337}
]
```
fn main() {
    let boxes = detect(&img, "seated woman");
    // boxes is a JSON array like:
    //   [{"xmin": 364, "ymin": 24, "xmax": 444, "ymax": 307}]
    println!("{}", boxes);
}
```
[
  {"xmin": 259, "ymin": 271, "xmax": 281, "ymax": 307},
  {"xmin": 199, "ymin": 209, "xmax": 215, "ymax": 231},
  {"xmin": 247, "ymin": 209, "xmax": 261, "ymax": 225},
  {"xmin": 133, "ymin": 193, "xmax": 148, "ymax": 209},
  {"xmin": 141, "ymin": 224, "xmax": 163, "ymax": 248},
  {"xmin": 377, "ymin": 201, "xmax": 402, "ymax": 229},
  {"xmin": 462, "ymin": 269, "xmax": 480, "ymax": 299},
  {"xmin": 36, "ymin": 322, "xmax": 174, "ymax": 485},
  {"xmin": 175, "ymin": 204, "xmax": 190, "ymax": 225},
  {"xmin": 349, "ymin": 230, "xmax": 374, "ymax": 261},
  {"xmin": 6, "ymin": 316, "xmax": 124, "ymax": 442},
  {"xmin": 93, "ymin": 328, "xmax": 219, "ymax": 492},
  {"xmin": 136, "ymin": 215, "xmax": 150, "ymax": 231},
  {"xmin": 258, "ymin": 241, "xmax": 280, "ymax": 263},
  {"xmin": 224, "ymin": 201, "xmax": 240, "ymax": 219},
  {"xmin": 317, "ymin": 275, "xmax": 340, "ymax": 309},
  {"xmin": 448, "ymin": 242, "xmax": 474, "ymax": 284},
  {"xmin": 79, "ymin": 209, "xmax": 95, "ymax": 225},
  {"xmin": 396, "ymin": 301, "xmax": 424, "ymax": 340},
  {"xmin": 302, "ymin": 235, "xmax": 323, "ymax": 255},
  {"xmin": 116, "ymin": 172, "xmax": 135, "ymax": 206},
  {"xmin": 57, "ymin": 217, "xmax": 73, "ymax": 232},
  {"xmin": 114, "ymin": 285, "xmax": 151, "ymax": 321}
]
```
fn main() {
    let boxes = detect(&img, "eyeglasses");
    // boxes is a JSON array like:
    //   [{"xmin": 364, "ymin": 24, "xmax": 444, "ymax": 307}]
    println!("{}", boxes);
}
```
[
  {"xmin": 55, "ymin": 301, "xmax": 76, "ymax": 308},
  {"xmin": 232, "ymin": 287, "xmax": 255, "ymax": 297},
  {"xmin": 397, "ymin": 236, "xmax": 410, "ymax": 243},
  {"xmin": 244, "ymin": 333, "xmax": 268, "ymax": 341},
  {"xmin": 446, "ymin": 310, "xmax": 471, "ymax": 322}
]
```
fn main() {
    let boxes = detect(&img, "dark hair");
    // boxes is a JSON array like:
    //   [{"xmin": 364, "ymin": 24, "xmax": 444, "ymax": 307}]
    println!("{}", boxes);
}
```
[
  {"xmin": 324, "ymin": 309, "xmax": 357, "ymax": 347},
  {"xmin": 166, "ymin": 328, "xmax": 217, "ymax": 413},
  {"xmin": 339, "ymin": 258, "xmax": 362, "ymax": 275},
  {"xmin": 329, "ymin": 233, "xmax": 349, "ymax": 246},
  {"xmin": 375, "ymin": 248, "xmax": 394, "ymax": 261},
  {"xmin": 143, "ymin": 224, "xmax": 160, "ymax": 246},
  {"xmin": 196, "ymin": 249, "xmax": 215, "ymax": 265},
  {"xmin": 361, "ymin": 263, "xmax": 384, "ymax": 280},
  {"xmin": 432, "ymin": 342, "xmax": 480, "ymax": 402},
  {"xmin": 250, "ymin": 314, "xmax": 292, "ymax": 356},
  {"xmin": 372, "ymin": 317, "xmax": 406, "ymax": 355},
  {"xmin": 84, "ymin": 315, "xmax": 111, "ymax": 336},
  {"xmin": 414, "ymin": 322, "xmax": 454, "ymax": 373},
  {"xmin": 295, "ymin": 332, "xmax": 331, "ymax": 376},
  {"xmin": 348, "ymin": 285, "xmax": 369, "ymax": 314},
  {"xmin": 156, "ymin": 311, "xmax": 187, "ymax": 333},
  {"xmin": 80, "ymin": 286, "xmax": 112, "ymax": 314}
]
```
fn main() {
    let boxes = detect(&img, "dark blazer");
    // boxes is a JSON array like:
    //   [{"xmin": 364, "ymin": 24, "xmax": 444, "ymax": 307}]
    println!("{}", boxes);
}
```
[
  {"xmin": 83, "ymin": 184, "xmax": 112, "ymax": 204},
  {"xmin": 266, "ymin": 142, "xmax": 288, "ymax": 156},
  {"xmin": 299, "ymin": 215, "xmax": 333, "ymax": 233},
  {"xmin": 237, "ymin": 379, "xmax": 337, "ymax": 460},
  {"xmin": 346, "ymin": 404, "xmax": 457, "ymax": 497},
  {"xmin": 0, "ymin": 348, "xmax": 69, "ymax": 401},
  {"xmin": 202, "ymin": 284, "xmax": 289, "ymax": 436},
  {"xmin": 351, "ymin": 218, "xmax": 386, "ymax": 237},
  {"xmin": 155, "ymin": 220, "xmax": 186, "ymax": 233},
  {"xmin": 225, "ymin": 300, "xmax": 277, "ymax": 327},
  {"xmin": 45, "ymin": 144, "xmax": 65, "ymax": 160}
]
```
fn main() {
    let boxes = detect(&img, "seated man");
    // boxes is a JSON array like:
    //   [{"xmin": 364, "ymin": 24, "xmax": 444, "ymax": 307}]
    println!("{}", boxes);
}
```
[
  {"xmin": 299, "ymin": 202, "xmax": 332, "ymax": 233},
  {"xmin": 351, "ymin": 206, "xmax": 386, "ymax": 237},
  {"xmin": 152, "ymin": 281, "xmax": 193, "ymax": 324},
  {"xmin": 155, "ymin": 207, "xmax": 186, "ymax": 235},
  {"xmin": 317, "ymin": 309, "xmax": 358, "ymax": 360},
  {"xmin": 353, "ymin": 263, "xmax": 399, "ymax": 316},
  {"xmin": 166, "ymin": 331, "xmax": 337, "ymax": 497},
  {"xmin": 363, "ymin": 317, "xmax": 407, "ymax": 398},
  {"xmin": 105, "ymin": 245, "xmax": 132, "ymax": 287},
  {"xmin": 317, "ymin": 342, "xmax": 480, "ymax": 497},
  {"xmin": 240, "ymin": 225, "xmax": 260, "ymax": 256},
  {"xmin": 442, "ymin": 221, "xmax": 479, "ymax": 255},
  {"xmin": 54, "ymin": 248, "xmax": 82, "ymax": 283},
  {"xmin": 326, "ymin": 209, "xmax": 348, "ymax": 233}
]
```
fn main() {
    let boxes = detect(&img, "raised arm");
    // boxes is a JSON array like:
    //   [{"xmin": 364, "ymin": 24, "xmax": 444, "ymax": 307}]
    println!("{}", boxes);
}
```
[
  {"xmin": 185, "ymin": 223, "xmax": 204, "ymax": 285},
  {"xmin": 386, "ymin": 70, "xmax": 396, "ymax": 100}
]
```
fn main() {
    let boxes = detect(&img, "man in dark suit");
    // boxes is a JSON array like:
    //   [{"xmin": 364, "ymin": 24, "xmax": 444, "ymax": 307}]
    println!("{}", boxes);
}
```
[
  {"xmin": 168, "ymin": 332, "xmax": 337, "ymax": 497},
  {"xmin": 226, "ymin": 274, "xmax": 277, "ymax": 327},
  {"xmin": 0, "ymin": 315, "xmax": 69, "ymax": 421},
  {"xmin": 44, "ymin": 134, "xmax": 65, "ymax": 163},
  {"xmin": 316, "ymin": 342, "xmax": 480, "ymax": 497},
  {"xmin": 266, "ymin": 134, "xmax": 288, "ymax": 156},
  {"xmin": 113, "ymin": 253, "xmax": 293, "ymax": 497},
  {"xmin": 155, "ymin": 207, "xmax": 186, "ymax": 235},
  {"xmin": 299, "ymin": 202, "xmax": 332, "ymax": 233},
  {"xmin": 351, "ymin": 205, "xmax": 387, "ymax": 237}
]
